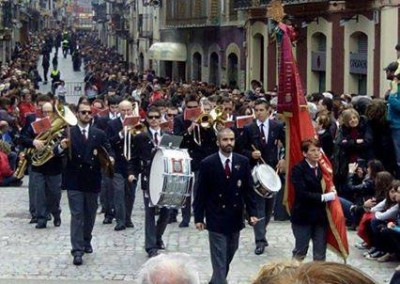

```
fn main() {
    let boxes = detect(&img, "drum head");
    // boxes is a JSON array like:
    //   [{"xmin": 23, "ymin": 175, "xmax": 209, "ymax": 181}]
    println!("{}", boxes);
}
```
[
  {"xmin": 256, "ymin": 164, "xmax": 281, "ymax": 192},
  {"xmin": 149, "ymin": 149, "xmax": 165, "ymax": 205}
]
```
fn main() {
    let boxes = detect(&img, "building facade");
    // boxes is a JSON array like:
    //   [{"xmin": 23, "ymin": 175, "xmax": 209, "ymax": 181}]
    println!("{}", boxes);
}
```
[{"xmin": 242, "ymin": 0, "xmax": 400, "ymax": 96}]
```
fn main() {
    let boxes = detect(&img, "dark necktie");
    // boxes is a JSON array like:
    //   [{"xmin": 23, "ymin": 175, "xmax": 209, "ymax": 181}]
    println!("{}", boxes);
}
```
[
  {"xmin": 154, "ymin": 132, "xmax": 159, "ymax": 146},
  {"xmin": 260, "ymin": 123, "xmax": 266, "ymax": 145},
  {"xmin": 82, "ymin": 129, "xmax": 87, "ymax": 141},
  {"xmin": 225, "ymin": 159, "xmax": 231, "ymax": 178}
]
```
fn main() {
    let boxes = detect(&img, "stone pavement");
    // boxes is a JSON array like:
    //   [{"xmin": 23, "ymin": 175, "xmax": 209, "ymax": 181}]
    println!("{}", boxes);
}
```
[{"xmin": 0, "ymin": 177, "xmax": 397, "ymax": 284}]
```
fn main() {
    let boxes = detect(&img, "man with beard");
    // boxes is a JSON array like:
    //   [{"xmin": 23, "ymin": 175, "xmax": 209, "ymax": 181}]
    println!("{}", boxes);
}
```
[{"xmin": 193, "ymin": 128, "xmax": 258, "ymax": 284}]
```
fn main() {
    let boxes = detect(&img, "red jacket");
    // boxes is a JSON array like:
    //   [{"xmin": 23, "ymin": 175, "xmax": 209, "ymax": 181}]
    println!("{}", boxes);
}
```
[{"xmin": 0, "ymin": 151, "xmax": 13, "ymax": 183}]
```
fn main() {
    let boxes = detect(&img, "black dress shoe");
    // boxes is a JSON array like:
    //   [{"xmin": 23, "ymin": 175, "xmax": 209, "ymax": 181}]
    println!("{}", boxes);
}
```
[
  {"xmin": 53, "ymin": 217, "xmax": 61, "ymax": 227},
  {"xmin": 148, "ymin": 249, "xmax": 159, "ymax": 258},
  {"xmin": 254, "ymin": 243, "xmax": 265, "ymax": 255},
  {"xmin": 114, "ymin": 224, "xmax": 126, "ymax": 231},
  {"xmin": 125, "ymin": 221, "xmax": 134, "ymax": 228},
  {"xmin": 156, "ymin": 240, "xmax": 165, "ymax": 250},
  {"xmin": 29, "ymin": 217, "xmax": 38, "ymax": 224},
  {"xmin": 35, "ymin": 223, "xmax": 46, "ymax": 229},
  {"xmin": 84, "ymin": 246, "xmax": 93, "ymax": 254},
  {"xmin": 103, "ymin": 217, "xmax": 112, "ymax": 224},
  {"xmin": 73, "ymin": 255, "xmax": 83, "ymax": 266},
  {"xmin": 46, "ymin": 215, "xmax": 52, "ymax": 221},
  {"xmin": 179, "ymin": 221, "xmax": 189, "ymax": 228}
]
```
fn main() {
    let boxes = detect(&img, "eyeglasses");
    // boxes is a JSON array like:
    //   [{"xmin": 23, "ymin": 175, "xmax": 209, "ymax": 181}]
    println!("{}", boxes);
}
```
[
  {"xmin": 166, "ymin": 113, "xmax": 177, "ymax": 117},
  {"xmin": 79, "ymin": 111, "xmax": 92, "ymax": 115},
  {"xmin": 148, "ymin": 115, "xmax": 161, "ymax": 120},
  {"xmin": 224, "ymin": 108, "xmax": 233, "ymax": 111},
  {"xmin": 186, "ymin": 105, "xmax": 198, "ymax": 109}
]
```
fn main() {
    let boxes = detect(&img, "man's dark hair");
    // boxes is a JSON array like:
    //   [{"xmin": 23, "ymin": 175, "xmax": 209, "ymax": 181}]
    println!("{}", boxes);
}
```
[
  {"xmin": 107, "ymin": 95, "xmax": 121, "ymax": 106},
  {"xmin": 147, "ymin": 107, "xmax": 160, "ymax": 117},
  {"xmin": 320, "ymin": 97, "xmax": 333, "ymax": 112},
  {"xmin": 301, "ymin": 138, "xmax": 321, "ymax": 153},
  {"xmin": 184, "ymin": 93, "xmax": 198, "ymax": 104},
  {"xmin": 36, "ymin": 94, "xmax": 52, "ymax": 103},
  {"xmin": 254, "ymin": 98, "xmax": 270, "ymax": 108}
]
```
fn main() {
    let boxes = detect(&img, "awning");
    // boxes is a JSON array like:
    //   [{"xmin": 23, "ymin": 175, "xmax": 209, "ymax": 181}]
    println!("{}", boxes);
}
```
[{"xmin": 148, "ymin": 42, "xmax": 187, "ymax": 62}]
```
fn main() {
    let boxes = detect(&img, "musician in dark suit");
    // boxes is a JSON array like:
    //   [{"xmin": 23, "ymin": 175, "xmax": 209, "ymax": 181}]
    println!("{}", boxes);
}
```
[
  {"xmin": 193, "ymin": 128, "xmax": 258, "ymax": 284},
  {"xmin": 106, "ymin": 99, "xmax": 137, "ymax": 231},
  {"xmin": 128, "ymin": 107, "xmax": 170, "ymax": 258},
  {"xmin": 239, "ymin": 98, "xmax": 285, "ymax": 255},
  {"xmin": 59, "ymin": 101, "xmax": 114, "ymax": 266},
  {"xmin": 170, "ymin": 95, "xmax": 218, "ymax": 228},
  {"xmin": 92, "ymin": 96, "xmax": 120, "ymax": 225},
  {"xmin": 291, "ymin": 138, "xmax": 336, "ymax": 261},
  {"xmin": 20, "ymin": 101, "xmax": 63, "ymax": 229},
  {"xmin": 19, "ymin": 95, "xmax": 53, "ymax": 224}
]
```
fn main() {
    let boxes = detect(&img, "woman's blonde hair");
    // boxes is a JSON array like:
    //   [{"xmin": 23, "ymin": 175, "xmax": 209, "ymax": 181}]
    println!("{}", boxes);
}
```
[{"xmin": 341, "ymin": 108, "xmax": 360, "ymax": 127}]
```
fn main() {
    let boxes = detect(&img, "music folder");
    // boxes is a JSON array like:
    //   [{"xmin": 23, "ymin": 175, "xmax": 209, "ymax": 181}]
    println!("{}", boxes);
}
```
[{"xmin": 159, "ymin": 134, "xmax": 183, "ymax": 148}]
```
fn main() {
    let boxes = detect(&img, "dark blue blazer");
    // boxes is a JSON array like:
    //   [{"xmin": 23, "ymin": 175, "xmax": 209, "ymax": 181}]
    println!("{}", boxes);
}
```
[
  {"xmin": 193, "ymin": 152, "xmax": 258, "ymax": 234},
  {"xmin": 92, "ymin": 115, "xmax": 111, "ymax": 132},
  {"xmin": 290, "ymin": 159, "xmax": 328, "ymax": 225},
  {"xmin": 173, "ymin": 113, "xmax": 191, "ymax": 136},
  {"xmin": 239, "ymin": 119, "xmax": 285, "ymax": 168},
  {"xmin": 64, "ymin": 125, "xmax": 113, "ymax": 193},
  {"xmin": 128, "ymin": 129, "xmax": 167, "ymax": 191},
  {"xmin": 106, "ymin": 118, "xmax": 128, "ymax": 177}
]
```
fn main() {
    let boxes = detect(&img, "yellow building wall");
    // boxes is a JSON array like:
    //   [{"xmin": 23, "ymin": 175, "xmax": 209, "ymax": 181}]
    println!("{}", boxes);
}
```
[
  {"xmin": 380, "ymin": 7, "xmax": 399, "ymax": 95},
  {"xmin": 247, "ymin": 21, "xmax": 268, "ymax": 89},
  {"xmin": 306, "ymin": 17, "xmax": 333, "ymax": 93},
  {"xmin": 344, "ymin": 15, "xmax": 375, "ymax": 95}
]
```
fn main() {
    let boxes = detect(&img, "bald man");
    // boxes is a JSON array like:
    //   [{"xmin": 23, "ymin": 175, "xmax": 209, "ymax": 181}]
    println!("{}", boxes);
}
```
[
  {"xmin": 106, "ymin": 100, "xmax": 137, "ymax": 231},
  {"xmin": 24, "ymin": 101, "xmax": 63, "ymax": 229}
]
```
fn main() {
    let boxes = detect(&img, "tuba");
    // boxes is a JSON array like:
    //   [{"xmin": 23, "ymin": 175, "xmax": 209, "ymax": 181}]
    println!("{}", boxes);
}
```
[{"xmin": 30, "ymin": 104, "xmax": 78, "ymax": 166}]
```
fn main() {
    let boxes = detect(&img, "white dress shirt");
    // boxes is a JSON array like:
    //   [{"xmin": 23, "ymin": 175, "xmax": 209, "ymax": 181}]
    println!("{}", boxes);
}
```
[{"xmin": 219, "ymin": 151, "xmax": 233, "ymax": 172}]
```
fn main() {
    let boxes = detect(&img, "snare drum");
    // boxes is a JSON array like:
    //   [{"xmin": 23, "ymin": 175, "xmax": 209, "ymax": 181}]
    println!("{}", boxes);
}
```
[
  {"xmin": 252, "ymin": 164, "xmax": 281, "ymax": 198},
  {"xmin": 149, "ymin": 148, "xmax": 193, "ymax": 208}
]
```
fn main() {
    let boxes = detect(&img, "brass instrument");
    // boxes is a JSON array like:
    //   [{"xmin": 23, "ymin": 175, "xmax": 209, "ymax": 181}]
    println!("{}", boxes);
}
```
[
  {"xmin": 123, "ymin": 122, "xmax": 147, "ymax": 160},
  {"xmin": 14, "ymin": 149, "xmax": 31, "ymax": 179},
  {"xmin": 193, "ymin": 113, "xmax": 213, "ymax": 146},
  {"xmin": 31, "ymin": 104, "xmax": 77, "ymax": 167},
  {"xmin": 14, "ymin": 104, "xmax": 77, "ymax": 178}
]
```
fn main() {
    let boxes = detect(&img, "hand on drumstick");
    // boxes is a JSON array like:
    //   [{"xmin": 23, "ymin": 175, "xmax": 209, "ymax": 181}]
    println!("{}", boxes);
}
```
[
  {"xmin": 276, "ymin": 159, "xmax": 286, "ymax": 174},
  {"xmin": 249, "ymin": 216, "xmax": 264, "ymax": 226},
  {"xmin": 195, "ymin": 222, "xmax": 206, "ymax": 231},
  {"xmin": 128, "ymin": 175, "xmax": 136, "ymax": 183}
]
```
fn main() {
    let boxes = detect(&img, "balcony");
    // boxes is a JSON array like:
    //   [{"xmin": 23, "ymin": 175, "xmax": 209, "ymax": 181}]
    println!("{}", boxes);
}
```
[
  {"xmin": 283, "ymin": 0, "xmax": 329, "ymax": 4},
  {"xmin": 234, "ymin": 0, "xmax": 270, "ymax": 9}
]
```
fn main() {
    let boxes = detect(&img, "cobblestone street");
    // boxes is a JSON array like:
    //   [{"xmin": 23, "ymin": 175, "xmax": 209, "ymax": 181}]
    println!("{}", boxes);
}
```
[{"xmin": 0, "ymin": 177, "xmax": 397, "ymax": 283}]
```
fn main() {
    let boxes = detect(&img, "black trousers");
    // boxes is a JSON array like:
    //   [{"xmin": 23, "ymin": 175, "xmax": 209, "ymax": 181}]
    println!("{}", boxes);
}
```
[{"xmin": 67, "ymin": 190, "xmax": 98, "ymax": 256}]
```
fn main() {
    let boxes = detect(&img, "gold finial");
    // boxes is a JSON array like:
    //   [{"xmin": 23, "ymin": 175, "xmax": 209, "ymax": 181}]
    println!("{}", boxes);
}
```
[{"xmin": 266, "ymin": 0, "xmax": 286, "ymax": 23}]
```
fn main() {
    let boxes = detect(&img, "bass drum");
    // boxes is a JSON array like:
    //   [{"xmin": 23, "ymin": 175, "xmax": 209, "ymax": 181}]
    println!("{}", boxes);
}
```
[
  {"xmin": 252, "ymin": 164, "xmax": 281, "ymax": 198},
  {"xmin": 149, "ymin": 148, "xmax": 193, "ymax": 208}
]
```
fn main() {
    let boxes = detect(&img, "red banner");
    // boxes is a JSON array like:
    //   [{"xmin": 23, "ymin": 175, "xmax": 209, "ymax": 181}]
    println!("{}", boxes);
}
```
[{"xmin": 277, "ymin": 23, "xmax": 349, "ymax": 261}]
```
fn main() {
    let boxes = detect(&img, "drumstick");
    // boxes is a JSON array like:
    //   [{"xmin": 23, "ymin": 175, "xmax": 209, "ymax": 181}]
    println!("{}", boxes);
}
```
[
  {"xmin": 251, "ymin": 144, "xmax": 267, "ymax": 165},
  {"xmin": 67, "ymin": 125, "xmax": 72, "ymax": 160}
]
